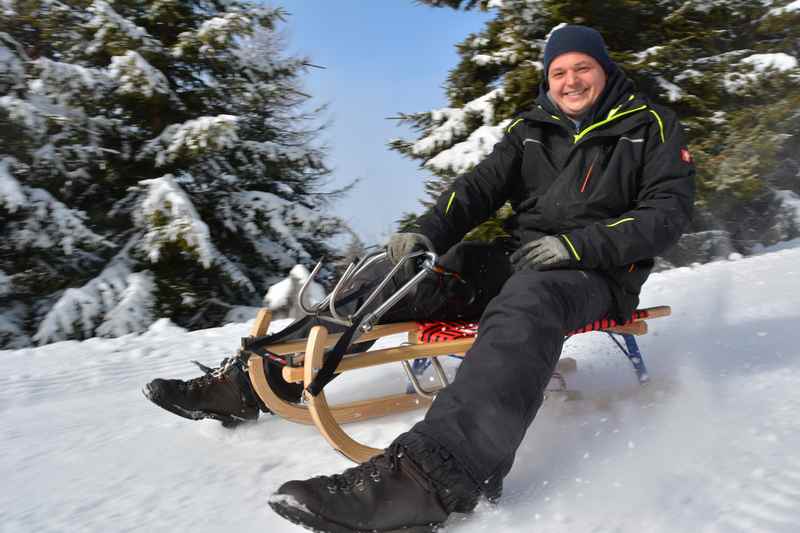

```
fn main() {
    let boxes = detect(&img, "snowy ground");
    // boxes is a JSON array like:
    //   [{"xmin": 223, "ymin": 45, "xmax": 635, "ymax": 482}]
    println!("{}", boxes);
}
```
[{"xmin": 3, "ymin": 242, "xmax": 800, "ymax": 533}]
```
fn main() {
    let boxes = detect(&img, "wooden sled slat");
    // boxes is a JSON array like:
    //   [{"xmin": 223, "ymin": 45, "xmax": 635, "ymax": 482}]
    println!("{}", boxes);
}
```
[
  {"xmin": 303, "ymin": 326, "xmax": 384, "ymax": 463},
  {"xmin": 282, "ymin": 337, "xmax": 474, "ymax": 383},
  {"xmin": 605, "ymin": 321, "xmax": 647, "ymax": 335},
  {"xmin": 248, "ymin": 354, "xmax": 434, "ymax": 425},
  {"xmin": 638, "ymin": 305, "xmax": 671, "ymax": 319},
  {"xmin": 246, "ymin": 311, "xmax": 433, "ymax": 426}
]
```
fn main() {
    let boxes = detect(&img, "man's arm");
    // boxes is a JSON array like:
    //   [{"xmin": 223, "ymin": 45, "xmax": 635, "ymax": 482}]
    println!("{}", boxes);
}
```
[
  {"xmin": 559, "ymin": 110, "xmax": 696, "ymax": 268},
  {"xmin": 413, "ymin": 126, "xmax": 523, "ymax": 253}
]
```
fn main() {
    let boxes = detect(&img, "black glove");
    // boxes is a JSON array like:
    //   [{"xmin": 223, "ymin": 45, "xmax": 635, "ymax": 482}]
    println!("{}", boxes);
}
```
[
  {"xmin": 510, "ymin": 236, "xmax": 572, "ymax": 272},
  {"xmin": 386, "ymin": 232, "xmax": 434, "ymax": 265}
]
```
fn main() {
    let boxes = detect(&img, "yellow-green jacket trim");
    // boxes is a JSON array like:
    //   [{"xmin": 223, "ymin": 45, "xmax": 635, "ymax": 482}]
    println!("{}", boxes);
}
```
[
  {"xmin": 648, "ymin": 109, "xmax": 665, "ymax": 143},
  {"xmin": 573, "ymin": 105, "xmax": 648, "ymax": 143},
  {"xmin": 444, "ymin": 192, "xmax": 456, "ymax": 215},
  {"xmin": 506, "ymin": 118, "xmax": 524, "ymax": 134},
  {"xmin": 560, "ymin": 234, "xmax": 581, "ymax": 261},
  {"xmin": 606, "ymin": 217, "xmax": 635, "ymax": 228}
]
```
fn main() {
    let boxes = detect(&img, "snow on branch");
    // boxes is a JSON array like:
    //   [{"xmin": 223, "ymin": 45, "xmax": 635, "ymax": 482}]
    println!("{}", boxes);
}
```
[
  {"xmin": 411, "ymin": 89, "xmax": 504, "ymax": 158},
  {"xmin": 95, "ymin": 270, "xmax": 156, "ymax": 338},
  {"xmin": 768, "ymin": 0, "xmax": 800, "ymax": 16},
  {"xmin": 0, "ymin": 95, "xmax": 49, "ymax": 137},
  {"xmin": 135, "ymin": 175, "xmax": 255, "ymax": 291},
  {"xmin": 741, "ymin": 53, "xmax": 798, "ymax": 73},
  {"xmin": 140, "ymin": 115, "xmax": 239, "ymax": 166},
  {"xmin": 0, "ymin": 157, "xmax": 26, "ymax": 213},
  {"xmin": 656, "ymin": 76, "xmax": 685, "ymax": 102},
  {"xmin": 24, "ymin": 187, "xmax": 112, "ymax": 254},
  {"xmin": 33, "ymin": 250, "xmax": 157, "ymax": 344},
  {"xmin": 0, "ymin": 41, "xmax": 24, "ymax": 89},
  {"xmin": 87, "ymin": 0, "xmax": 162, "ymax": 55},
  {"xmin": 32, "ymin": 57, "xmax": 107, "ymax": 98},
  {"xmin": 173, "ymin": 12, "xmax": 252, "ymax": 58},
  {"xmin": 108, "ymin": 51, "xmax": 170, "ymax": 98},
  {"xmin": 2, "ymin": 160, "xmax": 112, "ymax": 254},
  {"xmin": 221, "ymin": 190, "xmax": 319, "ymax": 269},
  {"xmin": 724, "ymin": 53, "xmax": 799, "ymax": 93},
  {"xmin": 425, "ymin": 121, "xmax": 510, "ymax": 174}
]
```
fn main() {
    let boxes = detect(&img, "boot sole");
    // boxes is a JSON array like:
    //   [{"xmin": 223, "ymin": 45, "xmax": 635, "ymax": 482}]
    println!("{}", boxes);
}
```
[
  {"xmin": 142, "ymin": 386, "xmax": 251, "ymax": 427},
  {"xmin": 268, "ymin": 497, "xmax": 440, "ymax": 533}
]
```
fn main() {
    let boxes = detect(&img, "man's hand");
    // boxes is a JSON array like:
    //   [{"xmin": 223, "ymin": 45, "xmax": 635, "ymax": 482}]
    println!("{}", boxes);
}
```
[
  {"xmin": 386, "ymin": 232, "xmax": 434, "ymax": 265},
  {"xmin": 510, "ymin": 236, "xmax": 572, "ymax": 272}
]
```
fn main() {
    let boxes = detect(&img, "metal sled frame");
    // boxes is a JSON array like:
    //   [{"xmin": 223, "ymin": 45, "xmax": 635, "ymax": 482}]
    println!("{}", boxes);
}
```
[{"xmin": 244, "ymin": 251, "xmax": 671, "ymax": 463}]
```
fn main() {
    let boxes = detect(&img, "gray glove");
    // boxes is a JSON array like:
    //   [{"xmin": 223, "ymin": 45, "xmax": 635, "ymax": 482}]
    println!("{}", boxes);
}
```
[
  {"xmin": 386, "ymin": 232, "xmax": 434, "ymax": 265},
  {"xmin": 510, "ymin": 236, "xmax": 572, "ymax": 272}
]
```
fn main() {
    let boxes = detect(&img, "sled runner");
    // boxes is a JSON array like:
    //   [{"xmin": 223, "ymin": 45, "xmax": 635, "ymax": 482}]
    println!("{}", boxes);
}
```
[{"xmin": 241, "ymin": 251, "xmax": 671, "ymax": 463}]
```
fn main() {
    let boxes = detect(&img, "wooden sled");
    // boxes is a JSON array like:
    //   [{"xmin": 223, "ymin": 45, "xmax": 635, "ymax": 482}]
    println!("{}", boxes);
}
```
[{"xmin": 243, "ymin": 252, "xmax": 671, "ymax": 463}]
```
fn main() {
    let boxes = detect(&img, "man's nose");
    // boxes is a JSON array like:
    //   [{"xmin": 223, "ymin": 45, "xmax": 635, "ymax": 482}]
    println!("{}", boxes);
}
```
[{"xmin": 565, "ymin": 70, "xmax": 579, "ymax": 85}]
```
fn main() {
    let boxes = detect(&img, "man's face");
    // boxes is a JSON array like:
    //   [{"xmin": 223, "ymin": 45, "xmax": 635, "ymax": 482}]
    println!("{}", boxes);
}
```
[{"xmin": 547, "ymin": 52, "xmax": 607, "ymax": 119}]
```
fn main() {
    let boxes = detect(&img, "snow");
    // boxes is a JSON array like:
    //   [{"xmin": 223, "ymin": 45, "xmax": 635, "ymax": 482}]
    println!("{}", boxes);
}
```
[
  {"xmin": 195, "ymin": 13, "xmax": 249, "ymax": 52},
  {"xmin": 140, "ymin": 115, "xmax": 239, "ymax": 167},
  {"xmin": 87, "ymin": 0, "xmax": 161, "ymax": 55},
  {"xmin": 741, "ymin": 52, "xmax": 798, "ymax": 73},
  {"xmin": 33, "ymin": 249, "xmax": 157, "ymax": 344},
  {"xmin": 3, "ymin": 243, "xmax": 800, "ymax": 531},
  {"xmin": 411, "ymin": 89, "xmax": 504, "ymax": 158},
  {"xmin": 0, "ymin": 157, "xmax": 26, "ymax": 212},
  {"xmin": 725, "ymin": 53, "xmax": 799, "ymax": 92},
  {"xmin": 135, "ymin": 175, "xmax": 255, "ymax": 291},
  {"xmin": 656, "ymin": 76, "xmax": 684, "ymax": 102},
  {"xmin": 633, "ymin": 46, "xmax": 664, "ymax": 64},
  {"xmin": 0, "ymin": 42, "xmax": 24, "ymax": 86},
  {"xmin": 9, "ymin": 186, "xmax": 112, "ymax": 254},
  {"xmin": 775, "ymin": 190, "xmax": 800, "ymax": 227},
  {"xmin": 108, "ymin": 51, "xmax": 171, "ymax": 98},
  {"xmin": 95, "ymin": 270, "xmax": 157, "ymax": 338},
  {"xmin": 425, "ymin": 122, "xmax": 510, "ymax": 174},
  {"xmin": 769, "ymin": 0, "xmax": 800, "ymax": 15},
  {"xmin": 222, "ymin": 190, "xmax": 328, "ymax": 268},
  {"xmin": 263, "ymin": 264, "xmax": 326, "ymax": 317}
]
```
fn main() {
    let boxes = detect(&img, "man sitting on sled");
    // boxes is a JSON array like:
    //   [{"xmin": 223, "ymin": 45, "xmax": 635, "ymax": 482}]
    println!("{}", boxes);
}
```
[{"xmin": 145, "ymin": 25, "xmax": 695, "ymax": 532}]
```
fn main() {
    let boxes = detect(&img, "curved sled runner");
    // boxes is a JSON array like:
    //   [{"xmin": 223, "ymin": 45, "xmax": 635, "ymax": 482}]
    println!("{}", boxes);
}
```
[{"xmin": 242, "ymin": 251, "xmax": 671, "ymax": 463}]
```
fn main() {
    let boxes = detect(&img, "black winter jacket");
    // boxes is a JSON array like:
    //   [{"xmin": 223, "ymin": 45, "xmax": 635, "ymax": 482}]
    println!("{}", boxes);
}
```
[{"xmin": 414, "ymin": 68, "xmax": 696, "ymax": 320}]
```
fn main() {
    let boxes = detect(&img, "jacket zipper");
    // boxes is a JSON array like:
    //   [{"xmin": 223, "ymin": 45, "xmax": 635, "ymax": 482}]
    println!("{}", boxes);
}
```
[{"xmin": 579, "ymin": 151, "xmax": 599, "ymax": 193}]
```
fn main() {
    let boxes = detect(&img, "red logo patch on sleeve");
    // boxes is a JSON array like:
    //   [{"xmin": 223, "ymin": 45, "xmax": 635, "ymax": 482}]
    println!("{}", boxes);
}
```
[{"xmin": 680, "ymin": 147, "xmax": 693, "ymax": 164}]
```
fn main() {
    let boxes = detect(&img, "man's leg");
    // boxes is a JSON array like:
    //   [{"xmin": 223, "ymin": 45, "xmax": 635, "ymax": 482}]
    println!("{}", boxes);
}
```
[
  {"xmin": 270, "ymin": 268, "xmax": 615, "ymax": 531},
  {"xmin": 407, "ymin": 269, "xmax": 614, "ymax": 492}
]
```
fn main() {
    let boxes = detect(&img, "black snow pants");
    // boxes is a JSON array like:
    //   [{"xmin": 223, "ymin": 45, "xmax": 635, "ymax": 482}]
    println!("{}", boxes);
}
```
[{"xmin": 384, "ymin": 240, "xmax": 616, "ymax": 494}]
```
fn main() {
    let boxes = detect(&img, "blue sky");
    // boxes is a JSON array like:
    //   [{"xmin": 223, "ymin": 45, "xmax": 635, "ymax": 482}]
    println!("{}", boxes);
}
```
[{"xmin": 276, "ymin": 1, "xmax": 493, "ymax": 245}]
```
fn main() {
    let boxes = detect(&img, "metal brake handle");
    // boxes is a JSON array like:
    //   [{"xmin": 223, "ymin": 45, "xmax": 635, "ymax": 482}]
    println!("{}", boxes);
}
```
[{"xmin": 355, "ymin": 250, "xmax": 438, "ymax": 332}]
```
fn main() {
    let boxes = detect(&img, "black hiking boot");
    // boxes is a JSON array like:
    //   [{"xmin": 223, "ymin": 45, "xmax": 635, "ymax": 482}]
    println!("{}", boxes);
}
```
[
  {"xmin": 143, "ymin": 356, "xmax": 265, "ymax": 427},
  {"xmin": 269, "ymin": 444, "xmax": 449, "ymax": 532},
  {"xmin": 269, "ymin": 433, "xmax": 482, "ymax": 532}
]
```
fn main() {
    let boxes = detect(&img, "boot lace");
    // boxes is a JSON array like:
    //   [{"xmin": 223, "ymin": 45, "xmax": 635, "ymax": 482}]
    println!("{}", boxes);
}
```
[
  {"xmin": 185, "ymin": 356, "xmax": 240, "ymax": 392},
  {"xmin": 324, "ymin": 443, "xmax": 403, "ymax": 494}
]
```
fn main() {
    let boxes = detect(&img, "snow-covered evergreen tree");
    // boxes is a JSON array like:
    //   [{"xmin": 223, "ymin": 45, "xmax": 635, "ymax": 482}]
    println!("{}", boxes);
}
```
[
  {"xmin": 394, "ymin": 0, "xmax": 800, "ymax": 251},
  {"xmin": 0, "ymin": 1, "xmax": 345, "ymax": 347}
]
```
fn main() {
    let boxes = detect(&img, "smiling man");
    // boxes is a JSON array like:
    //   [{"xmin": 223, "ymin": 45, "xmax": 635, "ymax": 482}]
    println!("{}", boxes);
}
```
[
  {"xmin": 143, "ymin": 25, "xmax": 695, "ymax": 533},
  {"xmin": 265, "ymin": 24, "xmax": 695, "ymax": 532},
  {"xmin": 263, "ymin": 24, "xmax": 697, "ymax": 533}
]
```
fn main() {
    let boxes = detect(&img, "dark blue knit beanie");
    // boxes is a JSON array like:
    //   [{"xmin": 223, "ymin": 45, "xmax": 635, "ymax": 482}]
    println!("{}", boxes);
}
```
[{"xmin": 543, "ymin": 25, "xmax": 614, "ymax": 76}]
